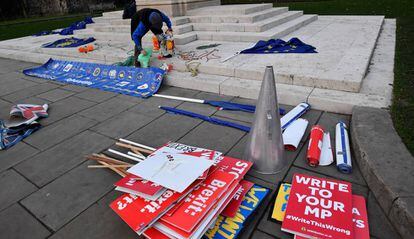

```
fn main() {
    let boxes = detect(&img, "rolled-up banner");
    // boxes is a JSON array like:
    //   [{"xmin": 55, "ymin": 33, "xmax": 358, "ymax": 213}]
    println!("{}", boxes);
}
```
[
  {"xmin": 280, "ymin": 103, "xmax": 311, "ymax": 130},
  {"xmin": 283, "ymin": 118, "xmax": 309, "ymax": 151},
  {"xmin": 336, "ymin": 122, "xmax": 352, "ymax": 174},
  {"xmin": 307, "ymin": 125, "xmax": 324, "ymax": 167},
  {"xmin": 319, "ymin": 132, "xmax": 334, "ymax": 166}
]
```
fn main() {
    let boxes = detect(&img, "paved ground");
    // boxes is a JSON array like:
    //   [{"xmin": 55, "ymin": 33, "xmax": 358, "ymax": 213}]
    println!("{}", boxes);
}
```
[{"xmin": 0, "ymin": 58, "xmax": 401, "ymax": 238}]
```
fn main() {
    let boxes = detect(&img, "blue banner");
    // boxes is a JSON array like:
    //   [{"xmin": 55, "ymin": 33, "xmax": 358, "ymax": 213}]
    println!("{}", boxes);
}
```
[
  {"xmin": 241, "ymin": 38, "xmax": 317, "ymax": 54},
  {"xmin": 204, "ymin": 184, "xmax": 269, "ymax": 239},
  {"xmin": 23, "ymin": 59, "xmax": 165, "ymax": 98}
]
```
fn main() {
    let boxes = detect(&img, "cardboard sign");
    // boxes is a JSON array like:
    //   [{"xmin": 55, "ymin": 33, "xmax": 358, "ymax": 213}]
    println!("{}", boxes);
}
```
[
  {"xmin": 155, "ymin": 142, "xmax": 222, "ymax": 161},
  {"xmin": 114, "ymin": 174, "xmax": 166, "ymax": 200},
  {"xmin": 110, "ymin": 180, "xmax": 200, "ymax": 235},
  {"xmin": 211, "ymin": 156, "xmax": 253, "ymax": 180},
  {"xmin": 221, "ymin": 180, "xmax": 254, "ymax": 218},
  {"xmin": 204, "ymin": 184, "xmax": 269, "ymax": 239},
  {"xmin": 127, "ymin": 150, "xmax": 214, "ymax": 193},
  {"xmin": 160, "ymin": 170, "xmax": 237, "ymax": 232},
  {"xmin": 143, "ymin": 227, "xmax": 170, "ymax": 239},
  {"xmin": 271, "ymin": 183, "xmax": 292, "ymax": 221},
  {"xmin": 281, "ymin": 174, "xmax": 353, "ymax": 239}
]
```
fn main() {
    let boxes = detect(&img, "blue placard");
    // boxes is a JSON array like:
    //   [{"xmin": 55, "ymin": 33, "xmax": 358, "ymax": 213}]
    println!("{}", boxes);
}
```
[{"xmin": 204, "ymin": 184, "xmax": 269, "ymax": 239}]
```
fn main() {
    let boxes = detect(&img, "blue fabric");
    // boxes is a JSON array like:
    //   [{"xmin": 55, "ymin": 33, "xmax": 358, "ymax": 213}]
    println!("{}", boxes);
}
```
[
  {"xmin": 161, "ymin": 106, "xmax": 251, "ymax": 132},
  {"xmin": 240, "ymin": 38, "xmax": 317, "ymax": 54},
  {"xmin": 0, "ymin": 121, "xmax": 41, "ymax": 150},
  {"xmin": 42, "ymin": 37, "xmax": 95, "ymax": 48},
  {"xmin": 23, "ymin": 58, "xmax": 165, "ymax": 98},
  {"xmin": 204, "ymin": 185, "xmax": 269, "ymax": 239},
  {"xmin": 160, "ymin": 12, "xmax": 172, "ymax": 29},
  {"xmin": 33, "ymin": 17, "xmax": 94, "ymax": 36},
  {"xmin": 204, "ymin": 100, "xmax": 285, "ymax": 115}
]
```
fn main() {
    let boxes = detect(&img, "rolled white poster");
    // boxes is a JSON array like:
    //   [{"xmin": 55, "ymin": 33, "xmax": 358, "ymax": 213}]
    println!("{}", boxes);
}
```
[
  {"xmin": 280, "ymin": 103, "xmax": 311, "ymax": 130},
  {"xmin": 335, "ymin": 122, "xmax": 352, "ymax": 174},
  {"xmin": 282, "ymin": 118, "xmax": 309, "ymax": 151},
  {"xmin": 319, "ymin": 132, "xmax": 334, "ymax": 166}
]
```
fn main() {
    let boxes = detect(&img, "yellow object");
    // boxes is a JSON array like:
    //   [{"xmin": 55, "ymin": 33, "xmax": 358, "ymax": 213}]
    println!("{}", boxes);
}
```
[
  {"xmin": 271, "ymin": 183, "xmax": 291, "ymax": 221},
  {"xmin": 152, "ymin": 36, "xmax": 160, "ymax": 51}
]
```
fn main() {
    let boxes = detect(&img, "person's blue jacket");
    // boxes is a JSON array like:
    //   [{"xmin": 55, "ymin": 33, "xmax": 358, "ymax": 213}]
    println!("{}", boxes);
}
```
[{"xmin": 131, "ymin": 8, "xmax": 172, "ymax": 50}]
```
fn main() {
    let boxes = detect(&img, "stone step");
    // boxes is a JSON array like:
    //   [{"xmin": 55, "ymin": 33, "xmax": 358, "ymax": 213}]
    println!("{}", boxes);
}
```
[
  {"xmin": 102, "ymin": 10, "xmax": 123, "ymax": 18},
  {"xmin": 75, "ymin": 29, "xmax": 197, "ymax": 45},
  {"xmin": 100, "ymin": 16, "xmax": 191, "ymax": 26},
  {"xmin": 196, "ymin": 14, "xmax": 317, "ymax": 42},
  {"xmin": 188, "ymin": 7, "xmax": 288, "ymax": 24},
  {"xmin": 90, "ymin": 22, "xmax": 194, "ymax": 35},
  {"xmin": 92, "ymin": 16, "xmax": 119, "ymax": 24},
  {"xmin": 186, "ymin": 3, "xmax": 272, "ymax": 16},
  {"xmin": 192, "ymin": 11, "xmax": 303, "ymax": 32}
]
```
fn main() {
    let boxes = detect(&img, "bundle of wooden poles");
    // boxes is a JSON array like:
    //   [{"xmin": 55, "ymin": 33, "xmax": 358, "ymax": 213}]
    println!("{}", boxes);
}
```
[{"xmin": 86, "ymin": 138, "xmax": 156, "ymax": 177}]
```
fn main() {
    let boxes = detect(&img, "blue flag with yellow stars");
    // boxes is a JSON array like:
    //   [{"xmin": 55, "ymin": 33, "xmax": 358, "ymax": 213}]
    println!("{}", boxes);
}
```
[{"xmin": 241, "ymin": 38, "xmax": 317, "ymax": 54}]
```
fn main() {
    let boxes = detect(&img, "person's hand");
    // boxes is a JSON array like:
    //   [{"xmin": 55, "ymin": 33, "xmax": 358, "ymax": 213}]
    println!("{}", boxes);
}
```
[
  {"xmin": 166, "ymin": 29, "xmax": 173, "ymax": 35},
  {"xmin": 140, "ymin": 49, "xmax": 147, "ymax": 56}
]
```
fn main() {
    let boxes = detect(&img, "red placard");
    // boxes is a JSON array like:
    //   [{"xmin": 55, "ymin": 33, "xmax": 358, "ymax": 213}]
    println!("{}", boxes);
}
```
[
  {"xmin": 211, "ymin": 155, "xmax": 252, "ymax": 180},
  {"xmin": 282, "ymin": 174, "xmax": 353, "ymax": 239},
  {"xmin": 114, "ymin": 174, "xmax": 164, "ymax": 197},
  {"xmin": 143, "ymin": 227, "xmax": 171, "ymax": 239},
  {"xmin": 160, "ymin": 170, "xmax": 237, "ymax": 232},
  {"xmin": 221, "ymin": 180, "xmax": 254, "ymax": 217},
  {"xmin": 352, "ymin": 195, "xmax": 370, "ymax": 239},
  {"xmin": 110, "ymin": 179, "xmax": 200, "ymax": 235}
]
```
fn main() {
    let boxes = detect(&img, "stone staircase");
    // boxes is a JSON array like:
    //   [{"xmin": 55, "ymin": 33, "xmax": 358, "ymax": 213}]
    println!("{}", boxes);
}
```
[{"xmin": 78, "ymin": 4, "xmax": 317, "ymax": 45}]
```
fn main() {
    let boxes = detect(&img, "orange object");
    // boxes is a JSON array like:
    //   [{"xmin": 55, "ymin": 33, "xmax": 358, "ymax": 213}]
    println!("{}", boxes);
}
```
[
  {"xmin": 78, "ymin": 44, "xmax": 95, "ymax": 53},
  {"xmin": 307, "ymin": 125, "xmax": 324, "ymax": 167},
  {"xmin": 166, "ymin": 39, "xmax": 174, "ymax": 51},
  {"xmin": 152, "ymin": 36, "xmax": 160, "ymax": 51}
]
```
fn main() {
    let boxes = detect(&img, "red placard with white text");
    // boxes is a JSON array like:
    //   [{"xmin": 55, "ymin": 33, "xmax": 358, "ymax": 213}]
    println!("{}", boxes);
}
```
[
  {"xmin": 282, "ymin": 174, "xmax": 353, "ymax": 239},
  {"xmin": 160, "ymin": 170, "xmax": 237, "ymax": 232},
  {"xmin": 211, "ymin": 155, "xmax": 252, "ymax": 180},
  {"xmin": 110, "ymin": 179, "xmax": 200, "ymax": 235},
  {"xmin": 221, "ymin": 180, "xmax": 254, "ymax": 217}
]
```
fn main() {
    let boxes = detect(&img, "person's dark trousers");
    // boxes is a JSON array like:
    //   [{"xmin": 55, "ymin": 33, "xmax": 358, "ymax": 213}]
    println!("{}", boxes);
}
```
[{"xmin": 134, "ymin": 45, "xmax": 141, "ymax": 67}]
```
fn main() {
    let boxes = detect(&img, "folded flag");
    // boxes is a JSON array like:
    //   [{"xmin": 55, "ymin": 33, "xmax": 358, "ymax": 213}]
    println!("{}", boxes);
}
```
[
  {"xmin": 241, "ymin": 38, "xmax": 317, "ymax": 54},
  {"xmin": 42, "ymin": 37, "xmax": 96, "ymax": 48},
  {"xmin": 0, "ymin": 121, "xmax": 40, "ymax": 150}
]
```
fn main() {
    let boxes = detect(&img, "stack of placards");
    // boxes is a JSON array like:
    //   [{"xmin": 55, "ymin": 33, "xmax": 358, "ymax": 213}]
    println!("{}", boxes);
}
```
[
  {"xmin": 276, "ymin": 174, "xmax": 370, "ymax": 239},
  {"xmin": 110, "ymin": 142, "xmax": 268, "ymax": 239}
]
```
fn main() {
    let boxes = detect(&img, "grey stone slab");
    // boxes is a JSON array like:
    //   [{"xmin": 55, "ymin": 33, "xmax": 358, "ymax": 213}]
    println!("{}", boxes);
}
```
[
  {"xmin": 24, "ymin": 115, "xmax": 98, "ymax": 151},
  {"xmin": 157, "ymin": 85, "xmax": 200, "ymax": 98},
  {"xmin": 91, "ymin": 110, "xmax": 154, "ymax": 139},
  {"xmin": 213, "ymin": 97, "xmax": 257, "ymax": 123},
  {"xmin": 368, "ymin": 191, "xmax": 402, "ymax": 239},
  {"xmin": 113, "ymin": 93, "xmax": 145, "ymax": 105},
  {"xmin": 21, "ymin": 160, "xmax": 119, "ymax": 231},
  {"xmin": 129, "ymin": 95, "xmax": 183, "ymax": 118},
  {"xmin": 238, "ymin": 174, "xmax": 276, "ymax": 239},
  {"xmin": 78, "ymin": 97, "xmax": 136, "ymax": 122},
  {"xmin": 284, "ymin": 166, "xmax": 369, "ymax": 198},
  {"xmin": 0, "ymin": 204, "xmax": 51, "ymax": 239},
  {"xmin": 178, "ymin": 118, "xmax": 246, "ymax": 154},
  {"xmin": 0, "ymin": 98, "xmax": 13, "ymax": 119},
  {"xmin": 0, "ymin": 142, "xmax": 39, "ymax": 173},
  {"xmin": 1, "ymin": 83, "xmax": 59, "ymax": 103},
  {"xmin": 258, "ymin": 203, "xmax": 294, "ymax": 239},
  {"xmin": 0, "ymin": 74, "xmax": 38, "ymax": 96},
  {"xmin": 60, "ymin": 84, "xmax": 89, "ymax": 93},
  {"xmin": 41, "ymin": 96, "xmax": 96, "ymax": 126},
  {"xmin": 0, "ymin": 59, "xmax": 38, "ymax": 74},
  {"xmin": 126, "ymin": 113, "xmax": 202, "ymax": 148},
  {"xmin": 50, "ymin": 191, "xmax": 136, "ymax": 239},
  {"xmin": 251, "ymin": 230, "xmax": 278, "ymax": 239},
  {"xmin": 293, "ymin": 142, "xmax": 367, "ymax": 186},
  {"xmin": 351, "ymin": 107, "xmax": 414, "ymax": 213},
  {"xmin": 74, "ymin": 88, "xmax": 117, "ymax": 103},
  {"xmin": 389, "ymin": 197, "xmax": 414, "ymax": 239},
  {"xmin": 227, "ymin": 134, "xmax": 303, "ymax": 185},
  {"xmin": 0, "ymin": 169, "xmax": 37, "ymax": 211},
  {"xmin": 15, "ymin": 130, "xmax": 114, "ymax": 187},
  {"xmin": 37, "ymin": 88, "xmax": 75, "ymax": 102}
]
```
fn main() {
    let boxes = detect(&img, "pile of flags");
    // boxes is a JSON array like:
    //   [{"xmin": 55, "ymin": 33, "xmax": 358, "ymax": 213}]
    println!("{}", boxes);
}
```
[{"xmin": 88, "ymin": 140, "xmax": 269, "ymax": 239}]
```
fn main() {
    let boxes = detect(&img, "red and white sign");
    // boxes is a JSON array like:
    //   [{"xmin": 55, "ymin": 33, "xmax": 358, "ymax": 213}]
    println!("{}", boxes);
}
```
[
  {"xmin": 211, "ymin": 155, "xmax": 252, "ymax": 180},
  {"xmin": 114, "ymin": 174, "xmax": 166, "ymax": 200},
  {"xmin": 352, "ymin": 195, "xmax": 370, "ymax": 239},
  {"xmin": 282, "ymin": 174, "xmax": 353, "ymax": 239},
  {"xmin": 110, "ymin": 179, "xmax": 201, "ymax": 235},
  {"xmin": 160, "ymin": 170, "xmax": 237, "ymax": 233},
  {"xmin": 221, "ymin": 180, "xmax": 254, "ymax": 217}
]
